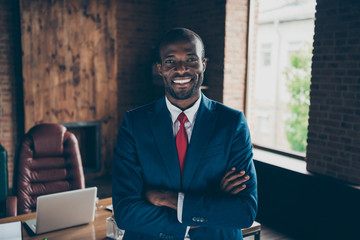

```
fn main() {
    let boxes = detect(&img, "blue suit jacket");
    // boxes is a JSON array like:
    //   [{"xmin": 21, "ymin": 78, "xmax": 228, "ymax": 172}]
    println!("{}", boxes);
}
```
[{"xmin": 112, "ymin": 94, "xmax": 257, "ymax": 240}]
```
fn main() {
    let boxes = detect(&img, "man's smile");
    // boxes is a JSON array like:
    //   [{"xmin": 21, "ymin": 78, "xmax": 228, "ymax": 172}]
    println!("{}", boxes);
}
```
[{"xmin": 172, "ymin": 77, "xmax": 192, "ymax": 85}]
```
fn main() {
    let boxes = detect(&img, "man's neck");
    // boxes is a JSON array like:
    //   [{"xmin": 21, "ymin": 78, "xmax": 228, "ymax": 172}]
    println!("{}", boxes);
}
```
[{"xmin": 166, "ymin": 92, "xmax": 201, "ymax": 111}]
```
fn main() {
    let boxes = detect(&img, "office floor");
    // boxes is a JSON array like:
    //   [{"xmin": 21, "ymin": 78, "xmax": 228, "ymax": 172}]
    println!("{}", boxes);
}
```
[{"xmin": 87, "ymin": 176, "xmax": 295, "ymax": 240}]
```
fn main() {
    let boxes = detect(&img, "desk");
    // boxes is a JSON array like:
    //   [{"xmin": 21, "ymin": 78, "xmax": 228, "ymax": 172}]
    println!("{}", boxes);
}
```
[
  {"xmin": 0, "ymin": 198, "xmax": 261, "ymax": 239},
  {"xmin": 0, "ymin": 198, "xmax": 113, "ymax": 240}
]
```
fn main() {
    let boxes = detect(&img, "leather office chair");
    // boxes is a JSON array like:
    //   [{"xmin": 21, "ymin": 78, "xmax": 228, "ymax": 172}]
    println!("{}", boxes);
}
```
[{"xmin": 6, "ymin": 123, "xmax": 85, "ymax": 216}]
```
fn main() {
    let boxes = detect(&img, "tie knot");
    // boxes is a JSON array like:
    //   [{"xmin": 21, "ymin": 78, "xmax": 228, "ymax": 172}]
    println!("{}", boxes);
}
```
[{"xmin": 177, "ymin": 112, "xmax": 188, "ymax": 124}]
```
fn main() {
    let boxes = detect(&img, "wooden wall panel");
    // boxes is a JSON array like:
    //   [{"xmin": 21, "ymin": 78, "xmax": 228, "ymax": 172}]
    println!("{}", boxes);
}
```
[{"xmin": 20, "ymin": 0, "xmax": 117, "ymax": 175}]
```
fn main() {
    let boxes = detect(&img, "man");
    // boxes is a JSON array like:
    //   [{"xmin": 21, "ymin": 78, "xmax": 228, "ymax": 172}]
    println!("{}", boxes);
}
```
[{"xmin": 113, "ymin": 28, "xmax": 257, "ymax": 240}]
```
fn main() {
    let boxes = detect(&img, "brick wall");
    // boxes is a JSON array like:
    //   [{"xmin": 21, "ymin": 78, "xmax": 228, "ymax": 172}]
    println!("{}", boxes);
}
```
[
  {"xmin": 0, "ymin": 1, "xmax": 23, "ymax": 190},
  {"xmin": 116, "ymin": 0, "xmax": 163, "ymax": 127},
  {"xmin": 223, "ymin": 0, "xmax": 249, "ymax": 111},
  {"xmin": 306, "ymin": 0, "xmax": 360, "ymax": 185}
]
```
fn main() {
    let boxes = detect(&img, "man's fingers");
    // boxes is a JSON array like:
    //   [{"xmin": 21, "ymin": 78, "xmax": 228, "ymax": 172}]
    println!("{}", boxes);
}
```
[
  {"xmin": 224, "ymin": 177, "xmax": 249, "ymax": 192},
  {"xmin": 231, "ymin": 185, "xmax": 247, "ymax": 194},
  {"xmin": 225, "ymin": 171, "xmax": 246, "ymax": 183},
  {"xmin": 220, "ymin": 167, "xmax": 236, "ymax": 187},
  {"xmin": 221, "ymin": 172, "xmax": 247, "ymax": 190},
  {"xmin": 221, "ymin": 167, "xmax": 236, "ymax": 184}
]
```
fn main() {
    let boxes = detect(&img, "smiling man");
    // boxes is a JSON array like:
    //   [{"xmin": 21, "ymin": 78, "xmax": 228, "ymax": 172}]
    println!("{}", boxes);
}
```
[
  {"xmin": 112, "ymin": 28, "xmax": 257, "ymax": 240},
  {"xmin": 158, "ymin": 30, "xmax": 206, "ymax": 107}
]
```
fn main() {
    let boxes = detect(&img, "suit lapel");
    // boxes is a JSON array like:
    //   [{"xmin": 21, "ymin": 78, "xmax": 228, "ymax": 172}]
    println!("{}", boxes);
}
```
[
  {"xmin": 147, "ymin": 98, "xmax": 181, "ymax": 189},
  {"xmin": 182, "ymin": 95, "xmax": 218, "ymax": 189}
]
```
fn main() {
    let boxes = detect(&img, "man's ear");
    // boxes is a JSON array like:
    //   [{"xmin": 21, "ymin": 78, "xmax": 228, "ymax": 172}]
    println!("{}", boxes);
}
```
[
  {"xmin": 157, "ymin": 63, "xmax": 163, "ymax": 76},
  {"xmin": 202, "ymin": 58, "xmax": 208, "ymax": 72}
]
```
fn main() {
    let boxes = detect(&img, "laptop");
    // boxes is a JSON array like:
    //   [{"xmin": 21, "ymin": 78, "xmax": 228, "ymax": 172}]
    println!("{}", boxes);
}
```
[{"xmin": 25, "ymin": 187, "xmax": 97, "ymax": 234}]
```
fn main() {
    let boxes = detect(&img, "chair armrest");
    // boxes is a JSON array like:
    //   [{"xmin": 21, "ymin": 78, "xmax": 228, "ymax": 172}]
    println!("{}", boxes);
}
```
[{"xmin": 6, "ymin": 196, "xmax": 17, "ymax": 217}]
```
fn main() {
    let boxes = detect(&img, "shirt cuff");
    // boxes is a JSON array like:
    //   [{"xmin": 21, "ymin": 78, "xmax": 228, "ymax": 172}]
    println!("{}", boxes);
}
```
[
  {"xmin": 184, "ymin": 226, "xmax": 191, "ymax": 239},
  {"xmin": 177, "ymin": 192, "xmax": 185, "ymax": 223}
]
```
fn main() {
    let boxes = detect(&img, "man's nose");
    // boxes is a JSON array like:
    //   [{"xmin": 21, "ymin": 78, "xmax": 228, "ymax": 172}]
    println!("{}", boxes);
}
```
[{"xmin": 175, "ymin": 61, "xmax": 187, "ymax": 74}]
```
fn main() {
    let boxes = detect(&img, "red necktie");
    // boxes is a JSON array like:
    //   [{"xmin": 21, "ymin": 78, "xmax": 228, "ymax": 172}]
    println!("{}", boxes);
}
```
[{"xmin": 176, "ymin": 112, "xmax": 188, "ymax": 177}]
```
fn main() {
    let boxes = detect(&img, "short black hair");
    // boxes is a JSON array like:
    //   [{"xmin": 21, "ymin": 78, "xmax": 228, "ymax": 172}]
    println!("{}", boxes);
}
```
[{"xmin": 156, "ymin": 28, "xmax": 205, "ymax": 63}]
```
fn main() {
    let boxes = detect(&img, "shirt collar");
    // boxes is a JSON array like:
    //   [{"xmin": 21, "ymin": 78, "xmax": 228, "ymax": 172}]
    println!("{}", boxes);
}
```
[{"xmin": 165, "ymin": 94, "xmax": 202, "ymax": 125}]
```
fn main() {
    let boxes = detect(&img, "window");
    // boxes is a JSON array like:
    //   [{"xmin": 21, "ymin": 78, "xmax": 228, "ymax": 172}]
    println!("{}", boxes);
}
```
[
  {"xmin": 261, "ymin": 43, "xmax": 272, "ymax": 67},
  {"xmin": 246, "ymin": 0, "xmax": 316, "ymax": 156},
  {"xmin": 257, "ymin": 111, "xmax": 270, "ymax": 133}
]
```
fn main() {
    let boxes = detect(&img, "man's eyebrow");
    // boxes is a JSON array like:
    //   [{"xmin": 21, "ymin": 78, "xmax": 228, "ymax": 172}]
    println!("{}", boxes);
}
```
[
  {"xmin": 163, "ymin": 52, "xmax": 198, "ymax": 59},
  {"xmin": 164, "ymin": 55, "xmax": 175, "ymax": 59},
  {"xmin": 164, "ymin": 53, "xmax": 197, "ymax": 58}
]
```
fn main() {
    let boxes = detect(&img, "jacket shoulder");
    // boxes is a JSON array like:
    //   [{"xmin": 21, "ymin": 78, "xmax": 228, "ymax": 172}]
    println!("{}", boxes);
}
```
[
  {"xmin": 127, "ymin": 98, "xmax": 163, "ymax": 115},
  {"xmin": 207, "ymin": 98, "xmax": 245, "ymax": 118}
]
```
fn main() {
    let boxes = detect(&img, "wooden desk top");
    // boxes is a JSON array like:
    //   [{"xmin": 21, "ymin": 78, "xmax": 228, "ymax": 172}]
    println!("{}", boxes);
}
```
[
  {"xmin": 0, "ymin": 197, "xmax": 261, "ymax": 239},
  {"xmin": 0, "ymin": 197, "xmax": 113, "ymax": 240}
]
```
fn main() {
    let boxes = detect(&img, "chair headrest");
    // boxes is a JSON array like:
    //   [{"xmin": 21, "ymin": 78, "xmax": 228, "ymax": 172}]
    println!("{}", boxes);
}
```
[{"xmin": 28, "ymin": 124, "xmax": 67, "ymax": 157}]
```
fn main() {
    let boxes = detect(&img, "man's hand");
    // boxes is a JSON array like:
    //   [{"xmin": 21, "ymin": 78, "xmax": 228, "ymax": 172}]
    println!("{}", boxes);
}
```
[
  {"xmin": 220, "ymin": 167, "xmax": 250, "ymax": 194},
  {"xmin": 145, "ymin": 189, "xmax": 178, "ymax": 210},
  {"xmin": 146, "ymin": 189, "xmax": 200, "ymax": 229}
]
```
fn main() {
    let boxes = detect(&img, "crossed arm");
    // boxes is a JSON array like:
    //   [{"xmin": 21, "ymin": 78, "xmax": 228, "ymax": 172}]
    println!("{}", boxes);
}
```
[{"xmin": 145, "ymin": 167, "xmax": 250, "ymax": 211}]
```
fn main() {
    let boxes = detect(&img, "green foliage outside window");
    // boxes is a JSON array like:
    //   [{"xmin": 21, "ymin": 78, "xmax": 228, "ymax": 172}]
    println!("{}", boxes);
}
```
[{"xmin": 284, "ymin": 44, "xmax": 312, "ymax": 153}]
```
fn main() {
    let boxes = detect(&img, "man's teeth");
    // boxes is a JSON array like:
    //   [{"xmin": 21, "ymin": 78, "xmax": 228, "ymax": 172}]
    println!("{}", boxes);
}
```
[{"xmin": 173, "ymin": 78, "xmax": 191, "ymax": 84}]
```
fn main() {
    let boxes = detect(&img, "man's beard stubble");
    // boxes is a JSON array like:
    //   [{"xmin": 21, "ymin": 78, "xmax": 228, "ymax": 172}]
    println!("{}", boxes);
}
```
[{"xmin": 163, "ymin": 74, "xmax": 203, "ymax": 100}]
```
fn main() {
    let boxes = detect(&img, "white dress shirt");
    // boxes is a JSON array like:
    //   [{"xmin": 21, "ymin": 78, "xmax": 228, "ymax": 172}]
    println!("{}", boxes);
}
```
[{"xmin": 165, "ymin": 95, "xmax": 202, "ymax": 240}]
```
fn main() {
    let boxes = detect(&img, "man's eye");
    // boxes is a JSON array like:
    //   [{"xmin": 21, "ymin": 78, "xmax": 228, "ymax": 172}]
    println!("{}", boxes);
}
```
[
  {"xmin": 188, "ymin": 58, "xmax": 198, "ymax": 62},
  {"xmin": 164, "ymin": 60, "xmax": 174, "ymax": 64}
]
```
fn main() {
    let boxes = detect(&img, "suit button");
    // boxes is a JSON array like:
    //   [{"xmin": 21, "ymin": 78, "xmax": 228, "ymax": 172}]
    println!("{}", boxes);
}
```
[
  {"xmin": 159, "ymin": 233, "xmax": 173, "ymax": 239},
  {"xmin": 192, "ymin": 216, "xmax": 205, "ymax": 222}
]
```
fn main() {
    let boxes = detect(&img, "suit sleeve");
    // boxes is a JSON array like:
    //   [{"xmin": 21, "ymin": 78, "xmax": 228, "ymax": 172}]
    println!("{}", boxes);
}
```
[
  {"xmin": 181, "ymin": 112, "xmax": 258, "ymax": 229},
  {"xmin": 112, "ymin": 111, "xmax": 187, "ymax": 239}
]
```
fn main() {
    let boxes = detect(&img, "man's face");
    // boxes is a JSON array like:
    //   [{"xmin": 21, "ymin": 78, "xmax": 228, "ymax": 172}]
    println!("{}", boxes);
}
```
[{"xmin": 157, "ymin": 37, "xmax": 207, "ymax": 101}]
